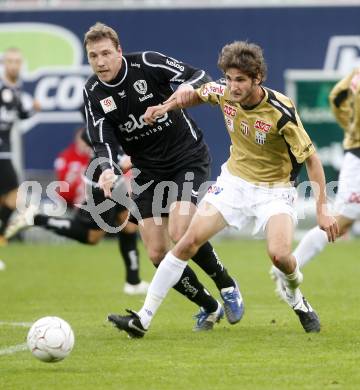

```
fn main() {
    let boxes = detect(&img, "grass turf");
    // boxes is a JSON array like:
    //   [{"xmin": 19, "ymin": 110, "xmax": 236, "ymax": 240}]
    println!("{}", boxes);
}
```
[{"xmin": 0, "ymin": 239, "xmax": 359, "ymax": 389}]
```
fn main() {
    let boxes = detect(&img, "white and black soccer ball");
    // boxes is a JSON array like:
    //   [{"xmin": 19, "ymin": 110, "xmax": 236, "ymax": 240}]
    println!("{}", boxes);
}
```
[{"xmin": 27, "ymin": 316, "xmax": 75, "ymax": 362}]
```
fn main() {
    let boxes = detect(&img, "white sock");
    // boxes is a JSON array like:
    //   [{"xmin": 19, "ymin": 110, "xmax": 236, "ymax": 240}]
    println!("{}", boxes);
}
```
[
  {"xmin": 293, "ymin": 226, "xmax": 328, "ymax": 268},
  {"xmin": 284, "ymin": 263, "xmax": 303, "ymax": 290},
  {"xmin": 137, "ymin": 251, "xmax": 187, "ymax": 329},
  {"xmin": 284, "ymin": 287, "xmax": 303, "ymax": 307}
]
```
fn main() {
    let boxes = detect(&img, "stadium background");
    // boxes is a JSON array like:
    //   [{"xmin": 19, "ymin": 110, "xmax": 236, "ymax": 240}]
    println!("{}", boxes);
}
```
[
  {"xmin": 1, "ymin": 1, "xmax": 359, "ymax": 185},
  {"xmin": 1, "ymin": 2, "xmax": 360, "ymax": 389}
]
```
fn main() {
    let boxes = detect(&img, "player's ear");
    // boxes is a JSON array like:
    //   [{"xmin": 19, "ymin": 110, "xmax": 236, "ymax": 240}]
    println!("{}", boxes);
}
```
[
  {"xmin": 254, "ymin": 75, "xmax": 261, "ymax": 85},
  {"xmin": 117, "ymin": 45, "xmax": 122, "ymax": 57}
]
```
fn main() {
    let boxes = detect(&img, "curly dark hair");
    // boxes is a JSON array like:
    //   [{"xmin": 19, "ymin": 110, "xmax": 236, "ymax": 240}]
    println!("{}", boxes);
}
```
[{"xmin": 218, "ymin": 41, "xmax": 267, "ymax": 83}]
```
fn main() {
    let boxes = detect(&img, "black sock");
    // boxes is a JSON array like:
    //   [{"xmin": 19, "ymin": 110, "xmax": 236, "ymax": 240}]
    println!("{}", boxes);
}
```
[
  {"xmin": 118, "ymin": 232, "xmax": 141, "ymax": 285},
  {"xmin": 173, "ymin": 266, "xmax": 218, "ymax": 313},
  {"xmin": 0, "ymin": 205, "xmax": 13, "ymax": 235},
  {"xmin": 192, "ymin": 242, "xmax": 235, "ymax": 290},
  {"xmin": 34, "ymin": 215, "xmax": 88, "ymax": 243}
]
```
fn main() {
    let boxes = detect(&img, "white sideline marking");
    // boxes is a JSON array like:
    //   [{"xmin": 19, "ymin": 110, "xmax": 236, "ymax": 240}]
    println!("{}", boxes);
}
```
[
  {"xmin": 0, "ymin": 321, "xmax": 32, "ymax": 327},
  {"xmin": 0, "ymin": 343, "xmax": 28, "ymax": 356}
]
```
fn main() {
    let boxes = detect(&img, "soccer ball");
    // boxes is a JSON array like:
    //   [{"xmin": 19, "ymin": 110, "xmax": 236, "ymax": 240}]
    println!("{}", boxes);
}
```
[{"xmin": 27, "ymin": 316, "xmax": 75, "ymax": 362}]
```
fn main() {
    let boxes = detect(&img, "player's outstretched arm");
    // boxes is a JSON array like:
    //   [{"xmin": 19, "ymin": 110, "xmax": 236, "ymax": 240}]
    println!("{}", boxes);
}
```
[
  {"xmin": 305, "ymin": 153, "xmax": 339, "ymax": 242},
  {"xmin": 144, "ymin": 87, "xmax": 201, "ymax": 125}
]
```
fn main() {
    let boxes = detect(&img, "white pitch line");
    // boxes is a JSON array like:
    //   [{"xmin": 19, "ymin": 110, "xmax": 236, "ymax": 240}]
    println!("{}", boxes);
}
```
[
  {"xmin": 0, "ymin": 343, "xmax": 28, "ymax": 356},
  {"xmin": 0, "ymin": 321, "xmax": 32, "ymax": 327}
]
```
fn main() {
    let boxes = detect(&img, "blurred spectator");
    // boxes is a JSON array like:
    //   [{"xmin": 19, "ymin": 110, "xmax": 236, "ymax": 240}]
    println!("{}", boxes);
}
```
[{"xmin": 54, "ymin": 127, "xmax": 92, "ymax": 207}]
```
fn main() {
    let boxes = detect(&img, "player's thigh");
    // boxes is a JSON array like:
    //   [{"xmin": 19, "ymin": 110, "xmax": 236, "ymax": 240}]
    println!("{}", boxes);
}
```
[
  {"xmin": 173, "ymin": 202, "xmax": 227, "ymax": 259},
  {"xmin": 116, "ymin": 208, "xmax": 137, "ymax": 234},
  {"xmin": 2, "ymin": 188, "xmax": 18, "ymax": 209},
  {"xmin": 265, "ymin": 214, "xmax": 294, "ymax": 260},
  {"xmin": 168, "ymin": 201, "xmax": 197, "ymax": 242},
  {"xmin": 138, "ymin": 217, "xmax": 171, "ymax": 264}
]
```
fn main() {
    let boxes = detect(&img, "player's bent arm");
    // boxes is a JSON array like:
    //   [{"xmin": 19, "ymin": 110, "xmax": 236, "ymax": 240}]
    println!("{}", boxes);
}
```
[{"xmin": 305, "ymin": 152, "xmax": 339, "ymax": 242}]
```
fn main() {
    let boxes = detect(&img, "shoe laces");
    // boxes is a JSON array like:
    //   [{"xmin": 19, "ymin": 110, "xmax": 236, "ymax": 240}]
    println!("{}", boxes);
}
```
[{"xmin": 222, "ymin": 288, "xmax": 239, "ymax": 303}]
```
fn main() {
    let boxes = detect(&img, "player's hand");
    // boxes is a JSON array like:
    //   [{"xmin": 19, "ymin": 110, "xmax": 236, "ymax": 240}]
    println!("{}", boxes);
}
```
[
  {"xmin": 98, "ymin": 168, "xmax": 117, "ymax": 198},
  {"xmin": 318, "ymin": 213, "xmax": 339, "ymax": 242},
  {"xmin": 163, "ymin": 83, "xmax": 194, "ymax": 108},
  {"xmin": 144, "ymin": 104, "xmax": 169, "ymax": 125},
  {"xmin": 119, "ymin": 155, "xmax": 132, "ymax": 173},
  {"xmin": 33, "ymin": 99, "xmax": 41, "ymax": 112}
]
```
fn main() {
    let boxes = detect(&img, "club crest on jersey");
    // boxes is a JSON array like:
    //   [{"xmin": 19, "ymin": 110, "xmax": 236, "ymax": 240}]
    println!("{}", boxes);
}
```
[
  {"xmin": 133, "ymin": 79, "xmax": 148, "ymax": 95},
  {"xmin": 255, "ymin": 130, "xmax": 266, "ymax": 145},
  {"xmin": 201, "ymin": 82, "xmax": 225, "ymax": 97},
  {"xmin": 223, "ymin": 104, "xmax": 237, "ymax": 117},
  {"xmin": 225, "ymin": 117, "xmax": 234, "ymax": 132},
  {"xmin": 240, "ymin": 120, "xmax": 249, "ymax": 136},
  {"xmin": 1, "ymin": 88, "xmax": 13, "ymax": 103},
  {"xmin": 100, "ymin": 96, "xmax": 117, "ymax": 114},
  {"xmin": 254, "ymin": 119, "xmax": 272, "ymax": 133}
]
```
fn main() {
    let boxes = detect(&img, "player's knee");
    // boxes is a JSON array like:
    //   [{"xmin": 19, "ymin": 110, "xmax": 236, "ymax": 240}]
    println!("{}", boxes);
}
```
[
  {"xmin": 168, "ymin": 225, "xmax": 187, "ymax": 243},
  {"xmin": 121, "ymin": 223, "xmax": 137, "ymax": 234},
  {"xmin": 87, "ymin": 230, "xmax": 104, "ymax": 245},
  {"xmin": 268, "ymin": 246, "xmax": 291, "ymax": 268},
  {"xmin": 147, "ymin": 247, "xmax": 167, "ymax": 265},
  {"xmin": 175, "ymin": 232, "xmax": 202, "ymax": 259}
]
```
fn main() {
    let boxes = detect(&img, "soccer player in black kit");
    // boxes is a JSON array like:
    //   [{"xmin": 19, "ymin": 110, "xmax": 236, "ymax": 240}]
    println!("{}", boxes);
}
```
[
  {"xmin": 83, "ymin": 22, "xmax": 244, "ymax": 332},
  {"xmin": 0, "ymin": 47, "xmax": 39, "ymax": 248}
]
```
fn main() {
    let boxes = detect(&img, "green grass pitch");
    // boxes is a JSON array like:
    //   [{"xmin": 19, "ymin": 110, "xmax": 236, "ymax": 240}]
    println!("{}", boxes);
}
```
[{"xmin": 0, "ymin": 239, "xmax": 359, "ymax": 389}]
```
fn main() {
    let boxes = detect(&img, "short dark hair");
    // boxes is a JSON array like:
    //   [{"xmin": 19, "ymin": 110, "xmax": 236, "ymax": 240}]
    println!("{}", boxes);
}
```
[
  {"xmin": 218, "ymin": 41, "xmax": 267, "ymax": 83},
  {"xmin": 84, "ymin": 22, "xmax": 120, "ymax": 49}
]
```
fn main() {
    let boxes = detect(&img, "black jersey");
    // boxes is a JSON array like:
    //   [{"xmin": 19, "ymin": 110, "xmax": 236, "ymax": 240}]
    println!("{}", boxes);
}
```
[
  {"xmin": 0, "ymin": 79, "xmax": 32, "ymax": 158},
  {"xmin": 83, "ymin": 51, "xmax": 211, "ymax": 180}
]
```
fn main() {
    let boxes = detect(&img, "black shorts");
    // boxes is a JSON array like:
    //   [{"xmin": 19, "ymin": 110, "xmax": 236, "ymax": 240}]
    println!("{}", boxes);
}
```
[
  {"xmin": 0, "ymin": 159, "xmax": 18, "ymax": 196},
  {"xmin": 75, "ymin": 184, "xmax": 127, "ymax": 230},
  {"xmin": 130, "ymin": 160, "xmax": 211, "ymax": 223}
]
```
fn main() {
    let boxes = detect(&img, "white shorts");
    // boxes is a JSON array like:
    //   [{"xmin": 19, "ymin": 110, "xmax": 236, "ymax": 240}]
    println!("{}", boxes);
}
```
[
  {"xmin": 334, "ymin": 152, "xmax": 360, "ymax": 220},
  {"xmin": 201, "ymin": 164, "xmax": 297, "ymax": 235}
]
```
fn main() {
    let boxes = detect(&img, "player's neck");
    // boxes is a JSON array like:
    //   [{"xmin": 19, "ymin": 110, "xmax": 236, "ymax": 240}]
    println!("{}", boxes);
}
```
[
  {"xmin": 241, "ymin": 86, "xmax": 264, "ymax": 109},
  {"xmin": 4, "ymin": 74, "xmax": 18, "ymax": 87}
]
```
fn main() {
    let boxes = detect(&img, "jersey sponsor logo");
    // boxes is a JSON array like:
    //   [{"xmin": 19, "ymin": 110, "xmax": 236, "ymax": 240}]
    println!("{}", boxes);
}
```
[
  {"xmin": 255, "ymin": 130, "xmax": 266, "ymax": 145},
  {"xmin": 0, "ymin": 105, "xmax": 18, "ymax": 122},
  {"xmin": 254, "ymin": 119, "xmax": 272, "ymax": 133},
  {"xmin": 223, "ymin": 104, "xmax": 237, "ymax": 117},
  {"xmin": 100, "ymin": 96, "xmax": 117, "ymax": 113},
  {"xmin": 207, "ymin": 185, "xmax": 223, "ymax": 195},
  {"xmin": 139, "ymin": 93, "xmax": 154, "ymax": 102},
  {"xmin": 165, "ymin": 58, "xmax": 185, "ymax": 72},
  {"xmin": 119, "ymin": 112, "xmax": 168, "ymax": 133},
  {"xmin": 201, "ymin": 82, "xmax": 225, "ymax": 97},
  {"xmin": 133, "ymin": 79, "xmax": 148, "ymax": 95},
  {"xmin": 225, "ymin": 117, "xmax": 234, "ymax": 132},
  {"xmin": 130, "ymin": 62, "xmax": 141, "ymax": 68},
  {"xmin": 240, "ymin": 120, "xmax": 249, "ymax": 136}
]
